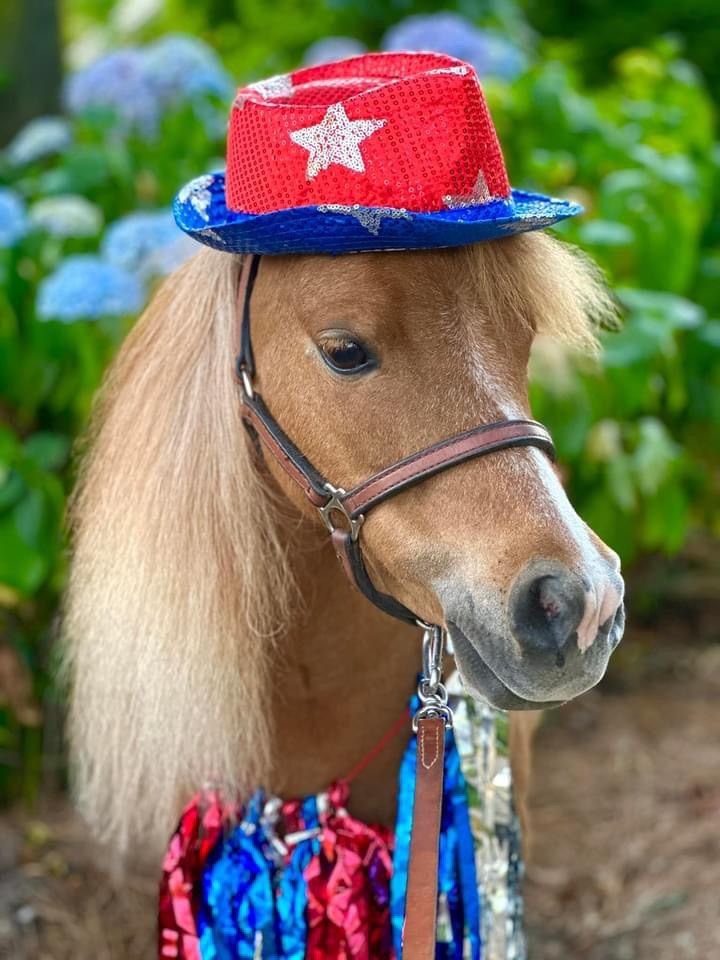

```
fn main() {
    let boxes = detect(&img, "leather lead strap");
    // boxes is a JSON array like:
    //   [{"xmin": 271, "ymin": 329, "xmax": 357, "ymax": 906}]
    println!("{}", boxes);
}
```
[{"xmin": 402, "ymin": 717, "xmax": 447, "ymax": 960}]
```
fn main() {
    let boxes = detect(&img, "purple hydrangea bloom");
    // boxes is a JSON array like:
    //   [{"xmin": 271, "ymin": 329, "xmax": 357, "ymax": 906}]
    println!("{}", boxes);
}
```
[
  {"xmin": 143, "ymin": 34, "xmax": 234, "ymax": 103},
  {"xmin": 303, "ymin": 37, "xmax": 367, "ymax": 67},
  {"xmin": 64, "ymin": 48, "xmax": 161, "ymax": 135},
  {"xmin": 0, "ymin": 188, "xmax": 28, "ymax": 248},
  {"xmin": 101, "ymin": 210, "xmax": 196, "ymax": 279},
  {"xmin": 64, "ymin": 35, "xmax": 233, "ymax": 138},
  {"xmin": 37, "ymin": 255, "xmax": 144, "ymax": 322},
  {"xmin": 382, "ymin": 13, "xmax": 526, "ymax": 81}
]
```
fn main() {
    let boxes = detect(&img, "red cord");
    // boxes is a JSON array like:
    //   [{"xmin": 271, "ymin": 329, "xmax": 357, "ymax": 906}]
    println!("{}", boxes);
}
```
[{"xmin": 342, "ymin": 705, "xmax": 411, "ymax": 784}]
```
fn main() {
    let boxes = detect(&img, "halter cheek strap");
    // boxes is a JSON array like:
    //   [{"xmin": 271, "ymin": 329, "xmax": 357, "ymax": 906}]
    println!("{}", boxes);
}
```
[{"xmin": 235, "ymin": 253, "xmax": 556, "ymax": 626}]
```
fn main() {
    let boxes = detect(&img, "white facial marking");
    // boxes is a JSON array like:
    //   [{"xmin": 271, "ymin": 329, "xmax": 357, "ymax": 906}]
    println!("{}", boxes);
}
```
[
  {"xmin": 576, "ymin": 579, "xmax": 622, "ymax": 653},
  {"xmin": 467, "ymin": 340, "xmax": 525, "ymax": 419}
]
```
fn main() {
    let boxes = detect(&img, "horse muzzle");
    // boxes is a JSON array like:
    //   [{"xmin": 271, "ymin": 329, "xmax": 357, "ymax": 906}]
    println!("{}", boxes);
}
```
[{"xmin": 442, "ymin": 559, "xmax": 625, "ymax": 709}]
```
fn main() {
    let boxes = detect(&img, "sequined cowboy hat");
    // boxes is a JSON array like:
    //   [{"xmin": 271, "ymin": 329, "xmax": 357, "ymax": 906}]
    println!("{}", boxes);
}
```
[{"xmin": 173, "ymin": 51, "xmax": 581, "ymax": 255}]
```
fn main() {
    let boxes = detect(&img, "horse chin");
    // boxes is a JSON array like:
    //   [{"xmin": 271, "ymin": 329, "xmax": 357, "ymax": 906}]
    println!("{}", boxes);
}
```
[{"xmin": 447, "ymin": 621, "xmax": 567, "ymax": 711}]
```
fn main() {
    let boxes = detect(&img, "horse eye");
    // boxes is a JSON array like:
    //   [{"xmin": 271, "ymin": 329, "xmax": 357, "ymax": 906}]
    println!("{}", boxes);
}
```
[{"xmin": 319, "ymin": 335, "xmax": 375, "ymax": 375}]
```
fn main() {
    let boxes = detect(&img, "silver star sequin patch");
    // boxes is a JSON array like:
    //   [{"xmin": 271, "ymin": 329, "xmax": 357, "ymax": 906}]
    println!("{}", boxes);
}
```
[
  {"xmin": 249, "ymin": 74, "xmax": 293, "ymax": 99},
  {"xmin": 198, "ymin": 227, "xmax": 225, "ymax": 243},
  {"xmin": 317, "ymin": 203, "xmax": 411, "ymax": 235},
  {"xmin": 429, "ymin": 66, "xmax": 469, "ymax": 76},
  {"xmin": 443, "ymin": 170, "xmax": 492, "ymax": 209},
  {"xmin": 177, "ymin": 174, "xmax": 215, "ymax": 221},
  {"xmin": 289, "ymin": 103, "xmax": 387, "ymax": 181}
]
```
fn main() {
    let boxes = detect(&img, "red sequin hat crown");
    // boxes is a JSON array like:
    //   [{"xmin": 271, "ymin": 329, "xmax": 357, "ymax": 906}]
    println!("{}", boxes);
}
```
[{"xmin": 174, "ymin": 51, "xmax": 581, "ymax": 255}]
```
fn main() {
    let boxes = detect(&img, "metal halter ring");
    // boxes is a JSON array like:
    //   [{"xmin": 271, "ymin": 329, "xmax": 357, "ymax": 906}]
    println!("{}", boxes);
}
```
[
  {"xmin": 413, "ymin": 623, "xmax": 454, "ymax": 731},
  {"xmin": 318, "ymin": 483, "xmax": 365, "ymax": 541},
  {"xmin": 421, "ymin": 623, "xmax": 445, "ymax": 692},
  {"xmin": 236, "ymin": 359, "xmax": 254, "ymax": 399}
]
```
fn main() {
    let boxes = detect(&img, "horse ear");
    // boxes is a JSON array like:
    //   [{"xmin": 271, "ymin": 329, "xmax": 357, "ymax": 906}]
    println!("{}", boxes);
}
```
[{"xmin": 63, "ymin": 249, "xmax": 295, "ymax": 860}]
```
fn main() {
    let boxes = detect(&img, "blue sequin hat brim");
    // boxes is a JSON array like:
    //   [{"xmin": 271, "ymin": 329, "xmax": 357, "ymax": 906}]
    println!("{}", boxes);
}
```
[{"xmin": 173, "ymin": 171, "xmax": 582, "ymax": 256}]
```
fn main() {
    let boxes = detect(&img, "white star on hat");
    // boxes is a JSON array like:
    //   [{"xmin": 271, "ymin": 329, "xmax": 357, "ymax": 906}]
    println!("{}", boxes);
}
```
[{"xmin": 290, "ymin": 103, "xmax": 387, "ymax": 181}]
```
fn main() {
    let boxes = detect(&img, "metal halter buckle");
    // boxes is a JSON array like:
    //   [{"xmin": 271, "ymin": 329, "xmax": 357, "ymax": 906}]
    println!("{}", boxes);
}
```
[
  {"xmin": 413, "ymin": 622, "xmax": 454, "ymax": 732},
  {"xmin": 318, "ymin": 483, "xmax": 365, "ymax": 541}
]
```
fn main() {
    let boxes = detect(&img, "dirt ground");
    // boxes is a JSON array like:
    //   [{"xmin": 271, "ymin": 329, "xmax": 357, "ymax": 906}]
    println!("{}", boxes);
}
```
[
  {"xmin": 525, "ymin": 643, "xmax": 720, "ymax": 960},
  {"xmin": 1, "ymin": 604, "xmax": 718, "ymax": 959}
]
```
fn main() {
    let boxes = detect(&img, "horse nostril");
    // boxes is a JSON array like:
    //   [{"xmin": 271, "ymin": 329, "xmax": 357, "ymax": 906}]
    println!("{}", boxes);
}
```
[{"xmin": 510, "ymin": 565, "xmax": 587, "ymax": 663}]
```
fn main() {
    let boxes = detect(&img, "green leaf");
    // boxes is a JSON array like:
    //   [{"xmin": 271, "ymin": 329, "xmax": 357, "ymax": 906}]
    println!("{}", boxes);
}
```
[
  {"xmin": 0, "ymin": 511, "xmax": 48, "ymax": 595},
  {"xmin": 642, "ymin": 484, "xmax": 689, "ymax": 553},
  {"xmin": 632, "ymin": 418, "xmax": 680, "ymax": 496},
  {"xmin": 0, "ymin": 470, "xmax": 25, "ymax": 512},
  {"xmin": 617, "ymin": 288, "xmax": 705, "ymax": 331},
  {"xmin": 578, "ymin": 219, "xmax": 634, "ymax": 248},
  {"xmin": 606, "ymin": 456, "xmax": 636, "ymax": 511},
  {"xmin": 15, "ymin": 487, "xmax": 46, "ymax": 545},
  {"xmin": 24, "ymin": 433, "xmax": 70, "ymax": 472},
  {"xmin": 0, "ymin": 427, "xmax": 21, "ymax": 466}
]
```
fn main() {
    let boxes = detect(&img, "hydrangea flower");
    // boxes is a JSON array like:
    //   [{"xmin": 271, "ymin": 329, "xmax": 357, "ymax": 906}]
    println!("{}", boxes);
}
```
[
  {"xmin": 37, "ymin": 255, "xmax": 144, "ymax": 322},
  {"xmin": 5, "ymin": 116, "xmax": 72, "ymax": 166},
  {"xmin": 64, "ymin": 35, "xmax": 233, "ymax": 138},
  {"xmin": 29, "ymin": 195, "xmax": 103, "ymax": 238},
  {"xmin": 143, "ymin": 34, "xmax": 234, "ymax": 103},
  {"xmin": 101, "ymin": 210, "xmax": 196, "ymax": 279},
  {"xmin": 303, "ymin": 37, "xmax": 367, "ymax": 67},
  {"xmin": 0, "ymin": 188, "xmax": 28, "ymax": 248},
  {"xmin": 382, "ymin": 13, "xmax": 526, "ymax": 81},
  {"xmin": 64, "ymin": 48, "xmax": 161, "ymax": 135}
]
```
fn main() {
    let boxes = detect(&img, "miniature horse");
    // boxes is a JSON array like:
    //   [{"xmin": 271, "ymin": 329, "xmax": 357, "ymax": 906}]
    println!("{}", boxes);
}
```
[{"xmin": 63, "ymin": 231, "xmax": 624, "ymax": 859}]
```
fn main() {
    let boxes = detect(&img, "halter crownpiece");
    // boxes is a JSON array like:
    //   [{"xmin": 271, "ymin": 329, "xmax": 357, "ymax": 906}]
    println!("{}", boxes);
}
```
[{"xmin": 174, "ymin": 51, "xmax": 582, "ymax": 255}]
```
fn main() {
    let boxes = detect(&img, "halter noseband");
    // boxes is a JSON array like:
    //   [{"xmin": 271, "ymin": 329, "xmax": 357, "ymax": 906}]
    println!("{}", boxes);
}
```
[{"xmin": 235, "ymin": 254, "xmax": 556, "ymax": 627}]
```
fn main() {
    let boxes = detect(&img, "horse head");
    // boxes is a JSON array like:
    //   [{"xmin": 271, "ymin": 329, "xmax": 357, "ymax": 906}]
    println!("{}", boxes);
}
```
[{"xmin": 246, "ymin": 235, "xmax": 624, "ymax": 710}]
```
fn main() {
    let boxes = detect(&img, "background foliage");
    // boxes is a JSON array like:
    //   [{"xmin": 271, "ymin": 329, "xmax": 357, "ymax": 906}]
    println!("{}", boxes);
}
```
[{"xmin": 0, "ymin": 0, "xmax": 717, "ymax": 804}]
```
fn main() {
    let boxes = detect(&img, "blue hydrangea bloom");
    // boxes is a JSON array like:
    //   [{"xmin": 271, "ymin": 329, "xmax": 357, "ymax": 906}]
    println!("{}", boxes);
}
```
[
  {"xmin": 143, "ymin": 34, "xmax": 234, "ymax": 103},
  {"xmin": 64, "ymin": 48, "xmax": 161, "ymax": 135},
  {"xmin": 303, "ymin": 36, "xmax": 367, "ymax": 67},
  {"xmin": 0, "ymin": 188, "xmax": 28, "ymax": 248},
  {"xmin": 382, "ymin": 13, "xmax": 526, "ymax": 81},
  {"xmin": 5, "ymin": 116, "xmax": 72, "ymax": 166},
  {"xmin": 37, "ymin": 255, "xmax": 144, "ymax": 322},
  {"xmin": 101, "ymin": 210, "xmax": 196, "ymax": 279}
]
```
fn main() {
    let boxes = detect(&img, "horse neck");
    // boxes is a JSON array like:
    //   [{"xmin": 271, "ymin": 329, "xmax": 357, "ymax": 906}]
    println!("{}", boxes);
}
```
[{"xmin": 267, "ymin": 517, "xmax": 419, "ymax": 827}]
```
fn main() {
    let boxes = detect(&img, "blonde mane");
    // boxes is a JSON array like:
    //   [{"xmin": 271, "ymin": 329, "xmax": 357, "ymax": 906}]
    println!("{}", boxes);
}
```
[
  {"xmin": 62, "ymin": 234, "xmax": 615, "ymax": 858},
  {"xmin": 63, "ymin": 249, "xmax": 297, "ymax": 859}
]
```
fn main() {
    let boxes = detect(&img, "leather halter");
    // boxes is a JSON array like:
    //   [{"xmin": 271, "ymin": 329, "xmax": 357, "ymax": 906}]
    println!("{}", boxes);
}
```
[{"xmin": 235, "ymin": 253, "xmax": 556, "ymax": 626}]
